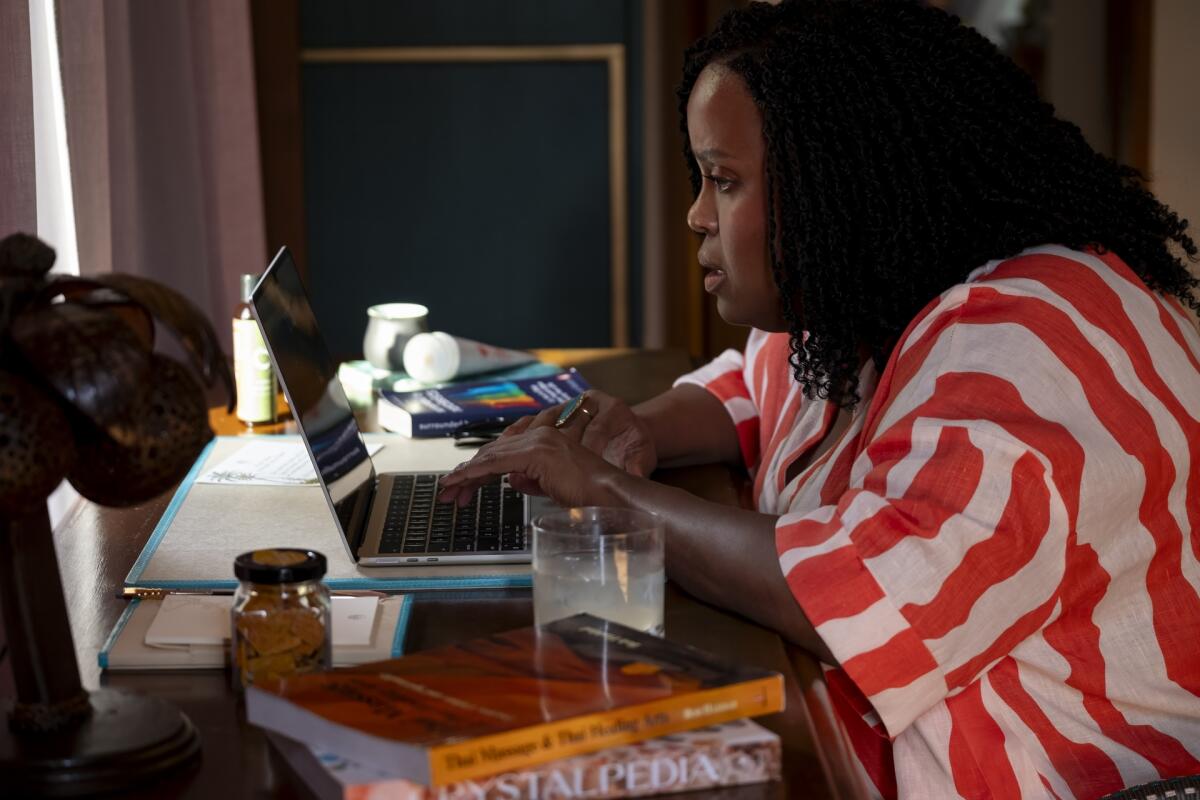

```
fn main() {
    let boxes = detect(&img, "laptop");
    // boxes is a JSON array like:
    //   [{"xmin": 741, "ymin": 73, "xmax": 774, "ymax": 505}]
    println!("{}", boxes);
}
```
[{"xmin": 250, "ymin": 247, "xmax": 538, "ymax": 567}]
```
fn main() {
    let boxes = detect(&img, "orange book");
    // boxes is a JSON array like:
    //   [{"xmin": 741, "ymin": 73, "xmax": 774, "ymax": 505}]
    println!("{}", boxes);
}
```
[{"xmin": 246, "ymin": 614, "xmax": 784, "ymax": 787}]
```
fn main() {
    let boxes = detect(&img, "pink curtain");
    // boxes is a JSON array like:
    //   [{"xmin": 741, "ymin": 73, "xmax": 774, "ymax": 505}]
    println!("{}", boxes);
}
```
[
  {"xmin": 1, "ymin": 0, "xmax": 265, "ymax": 701},
  {"xmin": 0, "ymin": 0, "xmax": 35, "ymax": 705},
  {"xmin": 57, "ymin": 0, "xmax": 268, "ymax": 355},
  {"xmin": 0, "ymin": 1, "xmax": 35, "ymax": 235}
]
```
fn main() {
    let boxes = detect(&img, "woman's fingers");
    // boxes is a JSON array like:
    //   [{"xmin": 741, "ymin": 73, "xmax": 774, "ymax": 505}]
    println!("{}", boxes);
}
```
[
  {"xmin": 573, "ymin": 395, "xmax": 656, "ymax": 475},
  {"xmin": 505, "ymin": 405, "xmax": 564, "ymax": 438},
  {"xmin": 498, "ymin": 415, "xmax": 535, "ymax": 438},
  {"xmin": 438, "ymin": 438, "xmax": 531, "ymax": 499},
  {"xmin": 579, "ymin": 412, "xmax": 615, "ymax": 455},
  {"xmin": 502, "ymin": 391, "xmax": 621, "ymax": 449},
  {"xmin": 502, "ymin": 403, "xmax": 565, "ymax": 440},
  {"xmin": 435, "ymin": 479, "xmax": 474, "ymax": 507},
  {"xmin": 507, "ymin": 473, "xmax": 544, "ymax": 496},
  {"xmin": 445, "ymin": 394, "xmax": 631, "ymax": 496},
  {"xmin": 558, "ymin": 390, "xmax": 618, "ymax": 445},
  {"xmin": 437, "ymin": 425, "xmax": 622, "ymax": 510}
]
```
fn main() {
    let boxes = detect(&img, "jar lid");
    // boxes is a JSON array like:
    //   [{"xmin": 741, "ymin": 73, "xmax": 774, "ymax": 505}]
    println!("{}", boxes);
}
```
[{"xmin": 234, "ymin": 549, "xmax": 326, "ymax": 584}]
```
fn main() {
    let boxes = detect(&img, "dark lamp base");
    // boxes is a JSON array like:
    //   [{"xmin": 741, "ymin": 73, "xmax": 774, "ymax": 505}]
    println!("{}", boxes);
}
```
[{"xmin": 0, "ymin": 688, "xmax": 201, "ymax": 797}]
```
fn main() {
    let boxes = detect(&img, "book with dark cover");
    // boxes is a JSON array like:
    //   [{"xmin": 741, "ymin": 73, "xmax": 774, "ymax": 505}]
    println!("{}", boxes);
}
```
[
  {"xmin": 376, "ymin": 370, "xmax": 591, "ymax": 438},
  {"xmin": 338, "ymin": 360, "xmax": 565, "ymax": 409},
  {"xmin": 246, "ymin": 615, "xmax": 784, "ymax": 787},
  {"xmin": 267, "ymin": 718, "xmax": 781, "ymax": 800}
]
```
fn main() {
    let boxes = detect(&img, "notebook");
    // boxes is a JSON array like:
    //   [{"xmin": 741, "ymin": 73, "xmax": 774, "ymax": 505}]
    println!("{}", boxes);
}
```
[{"xmin": 99, "ymin": 594, "xmax": 411, "ymax": 670}]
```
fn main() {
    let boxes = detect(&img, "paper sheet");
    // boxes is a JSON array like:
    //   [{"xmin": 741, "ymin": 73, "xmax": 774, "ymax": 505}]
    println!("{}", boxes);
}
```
[
  {"xmin": 196, "ymin": 440, "xmax": 383, "ymax": 486},
  {"xmin": 144, "ymin": 594, "xmax": 380, "ymax": 647}
]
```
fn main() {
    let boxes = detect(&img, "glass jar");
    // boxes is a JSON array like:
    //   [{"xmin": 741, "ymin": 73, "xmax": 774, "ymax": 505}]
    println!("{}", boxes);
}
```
[{"xmin": 231, "ymin": 548, "xmax": 331, "ymax": 689}]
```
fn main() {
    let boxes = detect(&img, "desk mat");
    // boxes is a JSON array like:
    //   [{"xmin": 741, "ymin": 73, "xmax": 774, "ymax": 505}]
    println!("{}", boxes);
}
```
[{"xmin": 123, "ymin": 436, "xmax": 532, "ymax": 591}]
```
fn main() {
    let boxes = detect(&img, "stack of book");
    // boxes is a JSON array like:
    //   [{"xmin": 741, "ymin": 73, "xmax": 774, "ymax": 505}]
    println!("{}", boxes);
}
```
[
  {"xmin": 375, "ymin": 369, "xmax": 590, "ymax": 438},
  {"xmin": 337, "ymin": 359, "xmax": 566, "ymax": 409},
  {"xmin": 248, "ymin": 614, "xmax": 785, "ymax": 799}
]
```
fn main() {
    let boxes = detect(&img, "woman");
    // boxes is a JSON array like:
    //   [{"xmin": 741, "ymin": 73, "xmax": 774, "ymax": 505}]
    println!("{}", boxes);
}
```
[{"xmin": 439, "ymin": 1, "xmax": 1200, "ymax": 796}]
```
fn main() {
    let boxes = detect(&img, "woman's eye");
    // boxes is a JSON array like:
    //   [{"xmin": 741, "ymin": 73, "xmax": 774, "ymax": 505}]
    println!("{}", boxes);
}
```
[{"xmin": 702, "ymin": 174, "xmax": 734, "ymax": 193}]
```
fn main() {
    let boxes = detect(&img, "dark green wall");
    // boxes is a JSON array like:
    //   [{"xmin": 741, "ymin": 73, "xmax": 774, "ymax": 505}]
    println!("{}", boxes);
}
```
[{"xmin": 299, "ymin": 1, "xmax": 643, "ymax": 357}]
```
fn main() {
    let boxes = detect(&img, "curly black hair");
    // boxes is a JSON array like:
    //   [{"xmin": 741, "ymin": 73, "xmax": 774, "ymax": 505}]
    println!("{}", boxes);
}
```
[{"xmin": 678, "ymin": 0, "xmax": 1199, "ymax": 407}]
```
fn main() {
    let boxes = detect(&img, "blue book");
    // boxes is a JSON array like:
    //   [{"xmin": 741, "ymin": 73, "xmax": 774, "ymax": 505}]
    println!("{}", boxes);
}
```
[
  {"xmin": 376, "ymin": 369, "xmax": 591, "ymax": 437},
  {"xmin": 337, "ymin": 359, "xmax": 565, "ymax": 407}
]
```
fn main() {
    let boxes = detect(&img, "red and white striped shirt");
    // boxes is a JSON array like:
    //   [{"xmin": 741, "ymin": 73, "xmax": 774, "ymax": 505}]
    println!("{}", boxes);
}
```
[{"xmin": 676, "ymin": 246, "xmax": 1200, "ymax": 799}]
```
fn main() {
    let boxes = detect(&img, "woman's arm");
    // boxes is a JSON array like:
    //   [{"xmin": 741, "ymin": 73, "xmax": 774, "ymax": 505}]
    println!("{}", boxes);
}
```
[
  {"xmin": 600, "ymin": 467, "xmax": 836, "ymax": 665},
  {"xmin": 497, "ymin": 383, "xmax": 745, "ymax": 481},
  {"xmin": 633, "ymin": 383, "xmax": 743, "ymax": 468},
  {"xmin": 437, "ymin": 429, "xmax": 835, "ymax": 664}
]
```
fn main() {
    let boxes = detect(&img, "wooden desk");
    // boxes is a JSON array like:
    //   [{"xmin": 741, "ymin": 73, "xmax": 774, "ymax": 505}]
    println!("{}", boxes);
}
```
[{"xmin": 47, "ymin": 349, "xmax": 864, "ymax": 799}]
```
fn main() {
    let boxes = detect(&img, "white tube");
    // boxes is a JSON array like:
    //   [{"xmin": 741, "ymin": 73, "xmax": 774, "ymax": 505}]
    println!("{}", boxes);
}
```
[{"xmin": 402, "ymin": 332, "xmax": 537, "ymax": 383}]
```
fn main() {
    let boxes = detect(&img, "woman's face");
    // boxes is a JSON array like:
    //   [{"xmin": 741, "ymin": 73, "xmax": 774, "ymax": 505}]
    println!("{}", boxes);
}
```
[{"xmin": 686, "ymin": 64, "xmax": 785, "ymax": 332}]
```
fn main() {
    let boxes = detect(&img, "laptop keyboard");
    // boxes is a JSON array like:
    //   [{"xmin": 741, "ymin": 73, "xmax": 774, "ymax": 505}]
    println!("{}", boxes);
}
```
[{"xmin": 377, "ymin": 474, "xmax": 527, "ymax": 555}]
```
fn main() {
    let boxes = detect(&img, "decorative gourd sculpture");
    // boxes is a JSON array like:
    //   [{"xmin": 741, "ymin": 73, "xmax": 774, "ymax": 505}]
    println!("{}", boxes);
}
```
[
  {"xmin": 0, "ymin": 232, "xmax": 234, "ymax": 796},
  {"xmin": 0, "ymin": 232, "xmax": 232, "ymax": 511}
]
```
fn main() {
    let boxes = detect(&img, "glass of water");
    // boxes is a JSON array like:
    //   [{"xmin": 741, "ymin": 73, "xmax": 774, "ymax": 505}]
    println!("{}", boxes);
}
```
[{"xmin": 532, "ymin": 507, "xmax": 665, "ymax": 636}]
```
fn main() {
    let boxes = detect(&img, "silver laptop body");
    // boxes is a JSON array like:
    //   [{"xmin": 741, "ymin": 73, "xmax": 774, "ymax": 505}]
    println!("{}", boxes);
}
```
[{"xmin": 249, "ymin": 247, "xmax": 536, "ymax": 567}]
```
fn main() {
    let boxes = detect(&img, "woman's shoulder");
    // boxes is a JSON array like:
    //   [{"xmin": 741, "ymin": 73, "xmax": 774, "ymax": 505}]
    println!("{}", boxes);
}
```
[
  {"xmin": 901, "ymin": 245, "xmax": 1158, "ymax": 344},
  {"xmin": 962, "ymin": 244, "xmax": 1142, "ymax": 295},
  {"xmin": 866, "ymin": 244, "xmax": 1199, "ymax": 445},
  {"xmin": 875, "ymin": 244, "xmax": 1200, "ymax": 424},
  {"xmin": 745, "ymin": 328, "xmax": 792, "ymax": 359}
]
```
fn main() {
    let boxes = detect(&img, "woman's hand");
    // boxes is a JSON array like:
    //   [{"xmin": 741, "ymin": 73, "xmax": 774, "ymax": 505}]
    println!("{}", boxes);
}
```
[
  {"xmin": 500, "ymin": 390, "xmax": 657, "ymax": 484},
  {"xmin": 437, "ymin": 426, "xmax": 630, "ymax": 509},
  {"xmin": 439, "ymin": 399, "xmax": 836, "ymax": 664}
]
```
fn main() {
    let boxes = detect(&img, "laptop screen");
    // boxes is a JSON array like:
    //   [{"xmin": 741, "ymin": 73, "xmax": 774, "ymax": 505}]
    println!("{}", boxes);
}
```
[{"xmin": 250, "ymin": 248, "xmax": 374, "ymax": 556}]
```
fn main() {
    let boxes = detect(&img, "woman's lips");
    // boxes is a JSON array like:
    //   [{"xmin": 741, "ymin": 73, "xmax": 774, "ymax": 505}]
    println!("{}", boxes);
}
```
[{"xmin": 703, "ymin": 268, "xmax": 726, "ymax": 292}]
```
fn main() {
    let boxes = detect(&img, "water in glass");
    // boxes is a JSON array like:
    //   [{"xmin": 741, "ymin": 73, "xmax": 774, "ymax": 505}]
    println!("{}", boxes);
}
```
[{"xmin": 534, "ymin": 548, "xmax": 665, "ymax": 635}]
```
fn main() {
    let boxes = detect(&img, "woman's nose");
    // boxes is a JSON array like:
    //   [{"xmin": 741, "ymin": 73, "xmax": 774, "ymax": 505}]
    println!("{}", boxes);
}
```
[{"xmin": 687, "ymin": 187, "xmax": 716, "ymax": 235}]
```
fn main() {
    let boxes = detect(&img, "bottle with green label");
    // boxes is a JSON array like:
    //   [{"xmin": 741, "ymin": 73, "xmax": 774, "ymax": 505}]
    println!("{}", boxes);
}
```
[{"xmin": 233, "ymin": 273, "xmax": 277, "ymax": 425}]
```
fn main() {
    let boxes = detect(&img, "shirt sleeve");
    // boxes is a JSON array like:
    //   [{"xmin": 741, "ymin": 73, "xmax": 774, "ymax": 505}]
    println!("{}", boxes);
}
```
[
  {"xmin": 673, "ymin": 341, "xmax": 762, "ymax": 472},
  {"xmin": 777, "ymin": 306, "xmax": 1073, "ymax": 738}
]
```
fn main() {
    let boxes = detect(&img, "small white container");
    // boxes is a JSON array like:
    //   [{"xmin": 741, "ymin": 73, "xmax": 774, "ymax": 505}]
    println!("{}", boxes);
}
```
[{"xmin": 401, "ymin": 332, "xmax": 536, "ymax": 384}]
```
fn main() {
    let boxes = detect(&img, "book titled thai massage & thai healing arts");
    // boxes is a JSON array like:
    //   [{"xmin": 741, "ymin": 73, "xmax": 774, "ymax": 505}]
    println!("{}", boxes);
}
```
[{"xmin": 246, "ymin": 614, "xmax": 784, "ymax": 788}]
